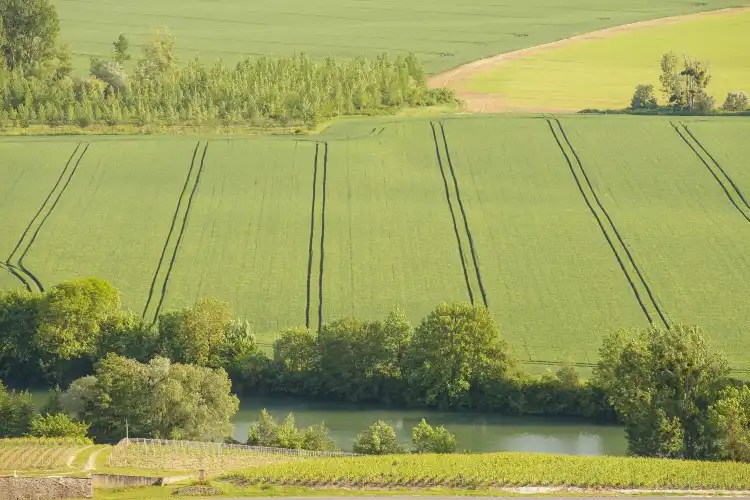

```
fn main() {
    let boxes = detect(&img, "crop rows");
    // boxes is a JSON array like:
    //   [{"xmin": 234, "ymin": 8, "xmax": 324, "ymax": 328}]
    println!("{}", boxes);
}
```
[
  {"xmin": 0, "ymin": 438, "xmax": 90, "ymax": 471},
  {"xmin": 234, "ymin": 452, "xmax": 750, "ymax": 490}
]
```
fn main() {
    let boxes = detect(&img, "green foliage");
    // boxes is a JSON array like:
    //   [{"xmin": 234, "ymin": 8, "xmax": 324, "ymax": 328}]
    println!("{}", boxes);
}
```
[
  {"xmin": 681, "ymin": 56, "xmax": 711, "ymax": 112},
  {"xmin": 28, "ymin": 412, "xmax": 89, "ymax": 438},
  {"xmin": 65, "ymin": 354, "xmax": 239, "ymax": 442},
  {"xmin": 36, "ymin": 278, "xmax": 121, "ymax": 359},
  {"xmin": 41, "ymin": 385, "xmax": 64, "ymax": 416},
  {"xmin": 411, "ymin": 419, "xmax": 457, "ymax": 453},
  {"xmin": 403, "ymin": 302, "xmax": 512, "ymax": 408},
  {"xmin": 112, "ymin": 34, "xmax": 130, "ymax": 65},
  {"xmin": 723, "ymin": 91, "xmax": 748, "ymax": 111},
  {"xmin": 352, "ymin": 420, "xmax": 407, "ymax": 455},
  {"xmin": 594, "ymin": 324, "xmax": 729, "ymax": 459},
  {"xmin": 0, "ymin": 0, "xmax": 60, "ymax": 72},
  {"xmin": 630, "ymin": 84, "xmax": 657, "ymax": 110},
  {"xmin": 0, "ymin": 382, "xmax": 35, "ymax": 437},
  {"xmin": 246, "ymin": 409, "xmax": 339, "ymax": 452},
  {"xmin": 659, "ymin": 51, "xmax": 685, "ymax": 108},
  {"xmin": 708, "ymin": 385, "xmax": 750, "ymax": 462}
]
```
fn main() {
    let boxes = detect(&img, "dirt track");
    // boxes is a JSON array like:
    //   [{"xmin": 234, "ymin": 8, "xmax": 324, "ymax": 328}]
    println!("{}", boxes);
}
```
[{"xmin": 429, "ymin": 6, "xmax": 750, "ymax": 113}]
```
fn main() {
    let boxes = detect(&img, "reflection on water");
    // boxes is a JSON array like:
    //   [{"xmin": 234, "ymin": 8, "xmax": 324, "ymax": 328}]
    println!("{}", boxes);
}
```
[{"xmin": 232, "ymin": 397, "xmax": 627, "ymax": 456}]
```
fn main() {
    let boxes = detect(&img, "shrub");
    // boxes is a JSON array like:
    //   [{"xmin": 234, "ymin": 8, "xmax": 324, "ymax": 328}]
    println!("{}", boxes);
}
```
[
  {"xmin": 723, "ymin": 91, "xmax": 748, "ymax": 112},
  {"xmin": 246, "ymin": 409, "xmax": 339, "ymax": 451},
  {"xmin": 412, "ymin": 419, "xmax": 457, "ymax": 453},
  {"xmin": 29, "ymin": 413, "xmax": 90, "ymax": 439},
  {"xmin": 353, "ymin": 420, "xmax": 407, "ymax": 455},
  {"xmin": 631, "ymin": 84, "xmax": 658, "ymax": 110},
  {"xmin": 694, "ymin": 92, "xmax": 716, "ymax": 115}
]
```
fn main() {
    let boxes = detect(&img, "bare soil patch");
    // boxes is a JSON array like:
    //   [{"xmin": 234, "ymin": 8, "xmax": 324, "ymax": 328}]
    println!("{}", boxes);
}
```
[{"xmin": 430, "ymin": 6, "xmax": 750, "ymax": 113}]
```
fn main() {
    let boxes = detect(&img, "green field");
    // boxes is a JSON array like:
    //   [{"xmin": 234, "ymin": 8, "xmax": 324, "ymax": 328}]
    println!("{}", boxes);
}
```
[
  {"xmin": 462, "ymin": 9, "xmax": 750, "ymax": 110},
  {"xmin": 55, "ymin": 0, "xmax": 741, "ymax": 74},
  {"xmin": 2, "ymin": 115, "xmax": 750, "ymax": 369}
]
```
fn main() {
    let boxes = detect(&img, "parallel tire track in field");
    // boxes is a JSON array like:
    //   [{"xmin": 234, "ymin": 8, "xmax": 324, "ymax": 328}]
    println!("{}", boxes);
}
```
[
  {"xmin": 142, "ymin": 141, "xmax": 202, "ymax": 319},
  {"xmin": 4, "ymin": 143, "xmax": 82, "ymax": 292},
  {"xmin": 305, "ymin": 143, "xmax": 320, "ymax": 329},
  {"xmin": 430, "ymin": 121, "xmax": 475, "ymax": 305},
  {"xmin": 671, "ymin": 122, "xmax": 750, "ymax": 223},
  {"xmin": 553, "ymin": 118, "xmax": 670, "ymax": 330},
  {"xmin": 438, "ymin": 122, "xmax": 489, "ymax": 308},
  {"xmin": 14, "ymin": 144, "xmax": 90, "ymax": 293},
  {"xmin": 317, "ymin": 142, "xmax": 329, "ymax": 332},
  {"xmin": 151, "ymin": 142, "xmax": 210, "ymax": 325},
  {"xmin": 545, "ymin": 118, "xmax": 656, "ymax": 326}
]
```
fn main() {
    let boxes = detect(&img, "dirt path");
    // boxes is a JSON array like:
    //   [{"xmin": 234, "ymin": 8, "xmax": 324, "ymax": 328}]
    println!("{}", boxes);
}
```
[
  {"xmin": 84, "ymin": 446, "xmax": 107, "ymax": 471},
  {"xmin": 429, "ymin": 6, "xmax": 750, "ymax": 113},
  {"xmin": 65, "ymin": 445, "xmax": 92, "ymax": 468}
]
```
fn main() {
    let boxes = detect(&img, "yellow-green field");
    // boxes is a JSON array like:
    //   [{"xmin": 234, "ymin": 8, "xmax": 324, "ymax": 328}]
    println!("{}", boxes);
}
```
[{"xmin": 462, "ymin": 9, "xmax": 750, "ymax": 111}]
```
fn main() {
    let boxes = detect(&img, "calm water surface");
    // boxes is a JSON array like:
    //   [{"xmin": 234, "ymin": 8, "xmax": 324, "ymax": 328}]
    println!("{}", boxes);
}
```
[{"xmin": 232, "ymin": 397, "xmax": 627, "ymax": 456}]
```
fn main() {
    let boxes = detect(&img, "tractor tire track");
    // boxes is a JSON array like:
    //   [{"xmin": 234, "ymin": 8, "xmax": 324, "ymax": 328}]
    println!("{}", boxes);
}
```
[
  {"xmin": 439, "ymin": 121, "xmax": 489, "ymax": 308},
  {"xmin": 553, "ymin": 118, "xmax": 670, "ymax": 330},
  {"xmin": 0, "ymin": 262, "xmax": 33, "ymax": 292},
  {"xmin": 305, "ymin": 143, "xmax": 320, "ymax": 329},
  {"xmin": 430, "ymin": 121, "xmax": 475, "ymax": 305},
  {"xmin": 142, "ymin": 141, "xmax": 202, "ymax": 319},
  {"xmin": 546, "ymin": 119, "xmax": 653, "ymax": 325},
  {"xmin": 151, "ymin": 142, "xmax": 210, "ymax": 325},
  {"xmin": 317, "ymin": 142, "xmax": 329, "ymax": 332},
  {"xmin": 16, "ymin": 144, "xmax": 90, "ymax": 293},
  {"xmin": 5, "ymin": 143, "xmax": 81, "ymax": 292},
  {"xmin": 676, "ymin": 123, "xmax": 750, "ymax": 221}
]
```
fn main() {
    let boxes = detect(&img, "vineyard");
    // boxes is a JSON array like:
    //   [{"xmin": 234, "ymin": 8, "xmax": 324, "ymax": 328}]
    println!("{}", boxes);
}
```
[
  {"xmin": 2, "ymin": 115, "xmax": 750, "ymax": 369},
  {"xmin": 231, "ymin": 452, "xmax": 750, "ymax": 490},
  {"xmin": 0, "ymin": 438, "xmax": 92, "ymax": 472},
  {"xmin": 107, "ymin": 438, "xmax": 353, "ymax": 472}
]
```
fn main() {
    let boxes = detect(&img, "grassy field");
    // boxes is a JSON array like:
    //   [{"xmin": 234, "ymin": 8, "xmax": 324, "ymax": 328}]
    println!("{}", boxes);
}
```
[
  {"xmin": 462, "ymin": 9, "xmax": 750, "ymax": 110},
  {"xmin": 55, "ymin": 0, "xmax": 741, "ymax": 75},
  {"xmin": 230, "ymin": 451, "xmax": 750, "ymax": 490},
  {"xmin": 2, "ymin": 115, "xmax": 750, "ymax": 368}
]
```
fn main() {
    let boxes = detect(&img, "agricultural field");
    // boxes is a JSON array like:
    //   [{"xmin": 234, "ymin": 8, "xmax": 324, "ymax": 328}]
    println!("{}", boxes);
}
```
[
  {"xmin": 459, "ymin": 8, "xmax": 750, "ymax": 111},
  {"xmin": 2, "ymin": 115, "xmax": 750, "ymax": 369},
  {"xmin": 231, "ymin": 451, "xmax": 750, "ymax": 490},
  {"xmin": 0, "ymin": 438, "xmax": 94, "ymax": 473},
  {"xmin": 55, "ymin": 0, "xmax": 740, "ymax": 74}
]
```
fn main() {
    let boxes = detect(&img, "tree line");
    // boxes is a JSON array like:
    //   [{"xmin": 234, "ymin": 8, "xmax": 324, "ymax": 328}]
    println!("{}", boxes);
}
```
[
  {"xmin": 0, "ymin": 0, "xmax": 453, "ymax": 132},
  {"xmin": 630, "ymin": 51, "xmax": 748, "ymax": 113},
  {"xmin": 3, "ymin": 277, "xmax": 750, "ymax": 462}
]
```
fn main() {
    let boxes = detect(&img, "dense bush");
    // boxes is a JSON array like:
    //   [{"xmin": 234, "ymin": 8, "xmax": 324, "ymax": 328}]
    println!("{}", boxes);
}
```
[
  {"xmin": 246, "ymin": 409, "xmax": 339, "ymax": 451},
  {"xmin": 631, "ymin": 84, "xmax": 657, "ymax": 110},
  {"xmin": 29, "ymin": 413, "xmax": 90, "ymax": 439},
  {"xmin": 0, "ymin": 382, "xmax": 35, "ymax": 437},
  {"xmin": 723, "ymin": 91, "xmax": 748, "ymax": 112},
  {"xmin": 412, "ymin": 419, "xmax": 457, "ymax": 453},
  {"xmin": 353, "ymin": 420, "xmax": 407, "ymax": 455}
]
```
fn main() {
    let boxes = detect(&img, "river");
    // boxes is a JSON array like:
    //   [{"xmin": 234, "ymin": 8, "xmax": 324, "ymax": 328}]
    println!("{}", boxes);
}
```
[{"xmin": 232, "ymin": 397, "xmax": 627, "ymax": 456}]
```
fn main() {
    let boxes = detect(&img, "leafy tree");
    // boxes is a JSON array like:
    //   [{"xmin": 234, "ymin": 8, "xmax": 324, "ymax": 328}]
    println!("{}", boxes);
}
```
[
  {"xmin": 65, "ymin": 354, "xmax": 239, "ymax": 442},
  {"xmin": 41, "ymin": 385, "xmax": 64, "ymax": 416},
  {"xmin": 659, "ymin": 51, "xmax": 684, "ymax": 108},
  {"xmin": 594, "ymin": 324, "xmax": 729, "ymax": 459},
  {"xmin": 273, "ymin": 327, "xmax": 317, "ymax": 372},
  {"xmin": 0, "ymin": 290, "xmax": 43, "ymax": 386},
  {"xmin": 708, "ymin": 385, "xmax": 750, "ymax": 462},
  {"xmin": 723, "ymin": 91, "xmax": 748, "ymax": 112},
  {"xmin": 0, "ymin": 382, "xmax": 35, "ymax": 437},
  {"xmin": 353, "ymin": 420, "xmax": 407, "ymax": 455},
  {"xmin": 631, "ymin": 84, "xmax": 657, "ymax": 110},
  {"xmin": 90, "ymin": 58, "xmax": 128, "ymax": 93},
  {"xmin": 36, "ymin": 278, "xmax": 120, "ymax": 359},
  {"xmin": 402, "ymin": 302, "xmax": 513, "ymax": 408},
  {"xmin": 29, "ymin": 413, "xmax": 89, "ymax": 438},
  {"xmin": 135, "ymin": 28, "xmax": 177, "ymax": 81},
  {"xmin": 156, "ymin": 298, "xmax": 232, "ymax": 366},
  {"xmin": 681, "ymin": 56, "xmax": 711, "ymax": 112},
  {"xmin": 0, "ymin": 0, "xmax": 60, "ymax": 72},
  {"xmin": 246, "ymin": 409, "xmax": 338, "ymax": 451},
  {"xmin": 411, "ymin": 419, "xmax": 457, "ymax": 453},
  {"xmin": 112, "ymin": 34, "xmax": 130, "ymax": 65}
]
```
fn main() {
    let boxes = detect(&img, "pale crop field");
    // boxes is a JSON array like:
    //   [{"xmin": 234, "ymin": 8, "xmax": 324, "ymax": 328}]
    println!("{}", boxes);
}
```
[
  {"xmin": 462, "ymin": 9, "xmax": 750, "ymax": 110},
  {"xmin": 54, "ymin": 0, "xmax": 740, "ymax": 74}
]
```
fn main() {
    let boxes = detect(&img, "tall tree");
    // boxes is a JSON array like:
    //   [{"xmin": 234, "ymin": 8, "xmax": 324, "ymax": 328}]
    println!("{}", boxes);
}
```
[
  {"xmin": 0, "ymin": 0, "xmax": 60, "ymax": 72},
  {"xmin": 659, "ymin": 51, "xmax": 684, "ymax": 108},
  {"xmin": 402, "ymin": 302, "xmax": 513, "ymax": 409},
  {"xmin": 595, "ymin": 324, "xmax": 729, "ymax": 459},
  {"xmin": 681, "ymin": 56, "xmax": 711, "ymax": 111},
  {"xmin": 112, "ymin": 34, "xmax": 130, "ymax": 65}
]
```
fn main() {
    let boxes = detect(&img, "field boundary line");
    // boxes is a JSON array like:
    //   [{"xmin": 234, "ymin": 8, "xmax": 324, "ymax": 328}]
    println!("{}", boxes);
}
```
[
  {"xmin": 430, "ymin": 121, "xmax": 475, "ymax": 304},
  {"xmin": 439, "ymin": 122, "xmax": 489, "ymax": 308},
  {"xmin": 317, "ymin": 142, "xmax": 328, "ymax": 332},
  {"xmin": 142, "ymin": 141, "xmax": 202, "ymax": 319},
  {"xmin": 151, "ymin": 142, "xmax": 210, "ymax": 325},
  {"xmin": 305, "ymin": 143, "xmax": 320, "ymax": 329},
  {"xmin": 4, "ymin": 143, "xmax": 81, "ymax": 292},
  {"xmin": 676, "ymin": 122, "xmax": 750, "ymax": 221},
  {"xmin": 16, "ymin": 144, "xmax": 90, "ymax": 293},
  {"xmin": 545, "ymin": 118, "xmax": 654, "ymax": 325},
  {"xmin": 553, "ymin": 118, "xmax": 670, "ymax": 330}
]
